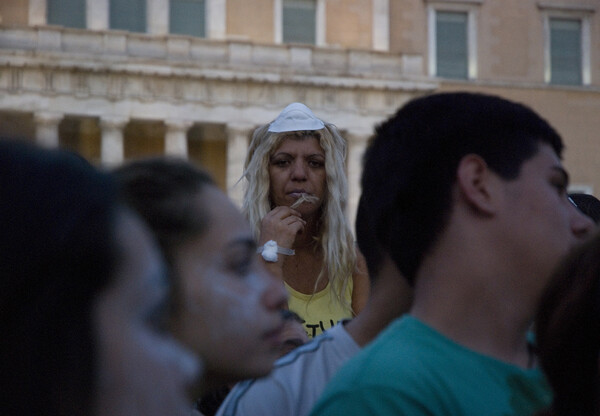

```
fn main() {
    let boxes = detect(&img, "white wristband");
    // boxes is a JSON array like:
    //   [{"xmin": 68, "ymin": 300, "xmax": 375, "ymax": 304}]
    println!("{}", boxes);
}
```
[{"xmin": 257, "ymin": 240, "xmax": 295, "ymax": 262}]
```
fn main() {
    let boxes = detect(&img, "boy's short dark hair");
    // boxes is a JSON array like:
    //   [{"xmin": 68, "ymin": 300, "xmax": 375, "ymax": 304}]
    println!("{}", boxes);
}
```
[
  {"xmin": 360, "ymin": 92, "xmax": 563, "ymax": 284},
  {"xmin": 355, "ymin": 193, "xmax": 384, "ymax": 279}
]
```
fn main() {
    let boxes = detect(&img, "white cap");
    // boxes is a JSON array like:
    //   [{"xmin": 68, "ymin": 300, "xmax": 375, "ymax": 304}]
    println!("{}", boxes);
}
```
[{"xmin": 268, "ymin": 103, "xmax": 325, "ymax": 133}]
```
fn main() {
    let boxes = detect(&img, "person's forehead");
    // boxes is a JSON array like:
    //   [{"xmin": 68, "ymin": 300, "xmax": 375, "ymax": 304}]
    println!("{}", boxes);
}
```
[
  {"xmin": 274, "ymin": 135, "xmax": 323, "ymax": 152},
  {"xmin": 109, "ymin": 209, "xmax": 166, "ymax": 305},
  {"xmin": 524, "ymin": 144, "xmax": 563, "ymax": 171},
  {"xmin": 202, "ymin": 186, "xmax": 251, "ymax": 239}
]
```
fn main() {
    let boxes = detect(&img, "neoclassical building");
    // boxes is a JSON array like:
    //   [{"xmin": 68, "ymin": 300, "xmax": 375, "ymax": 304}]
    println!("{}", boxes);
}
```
[{"xmin": 0, "ymin": 0, "xmax": 599, "ymax": 225}]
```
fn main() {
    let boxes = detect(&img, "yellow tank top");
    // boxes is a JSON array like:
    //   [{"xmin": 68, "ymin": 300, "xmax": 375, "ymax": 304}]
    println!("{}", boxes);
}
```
[{"xmin": 285, "ymin": 280, "xmax": 353, "ymax": 338}]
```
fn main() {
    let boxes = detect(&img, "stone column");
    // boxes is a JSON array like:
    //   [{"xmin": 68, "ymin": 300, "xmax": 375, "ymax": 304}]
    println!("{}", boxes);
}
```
[
  {"xmin": 206, "ymin": 0, "xmax": 226, "ymax": 40},
  {"xmin": 373, "ymin": 0, "xmax": 390, "ymax": 51},
  {"xmin": 316, "ymin": 0, "xmax": 326, "ymax": 46},
  {"xmin": 87, "ymin": 0, "xmax": 109, "ymax": 30},
  {"xmin": 29, "ymin": 0, "xmax": 47, "ymax": 25},
  {"xmin": 226, "ymin": 124, "xmax": 252, "ymax": 208},
  {"xmin": 346, "ymin": 132, "xmax": 369, "ymax": 235},
  {"xmin": 100, "ymin": 116, "xmax": 128, "ymax": 166},
  {"xmin": 164, "ymin": 119, "xmax": 193, "ymax": 158},
  {"xmin": 34, "ymin": 112, "xmax": 62, "ymax": 148},
  {"xmin": 274, "ymin": 0, "xmax": 282, "ymax": 43},
  {"xmin": 148, "ymin": 0, "xmax": 169, "ymax": 35}
]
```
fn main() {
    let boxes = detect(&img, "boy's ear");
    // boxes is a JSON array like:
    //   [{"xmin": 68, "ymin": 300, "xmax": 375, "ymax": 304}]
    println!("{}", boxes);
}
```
[{"xmin": 456, "ymin": 154, "xmax": 497, "ymax": 215}]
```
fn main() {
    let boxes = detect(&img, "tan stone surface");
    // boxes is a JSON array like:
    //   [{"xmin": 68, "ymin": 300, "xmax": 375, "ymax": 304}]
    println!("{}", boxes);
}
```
[
  {"xmin": 0, "ymin": 0, "xmax": 598, "ymax": 211},
  {"xmin": 327, "ymin": 0, "xmax": 373, "ymax": 49}
]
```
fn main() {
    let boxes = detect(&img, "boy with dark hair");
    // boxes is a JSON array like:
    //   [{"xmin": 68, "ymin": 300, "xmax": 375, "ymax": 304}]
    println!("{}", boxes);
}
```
[{"xmin": 311, "ymin": 92, "xmax": 594, "ymax": 416}]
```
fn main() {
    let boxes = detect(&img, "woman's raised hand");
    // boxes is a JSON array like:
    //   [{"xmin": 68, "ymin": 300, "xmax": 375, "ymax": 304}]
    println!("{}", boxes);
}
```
[{"xmin": 259, "ymin": 206, "xmax": 306, "ymax": 250}]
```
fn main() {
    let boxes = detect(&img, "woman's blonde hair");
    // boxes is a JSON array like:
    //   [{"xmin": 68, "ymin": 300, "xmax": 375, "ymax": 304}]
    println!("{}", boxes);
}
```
[{"xmin": 241, "ymin": 122, "xmax": 357, "ymax": 310}]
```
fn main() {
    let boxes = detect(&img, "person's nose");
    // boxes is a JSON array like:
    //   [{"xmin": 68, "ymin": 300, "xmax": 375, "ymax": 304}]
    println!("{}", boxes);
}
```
[
  {"xmin": 290, "ymin": 160, "xmax": 307, "ymax": 182},
  {"xmin": 570, "ymin": 202, "xmax": 596, "ymax": 240}
]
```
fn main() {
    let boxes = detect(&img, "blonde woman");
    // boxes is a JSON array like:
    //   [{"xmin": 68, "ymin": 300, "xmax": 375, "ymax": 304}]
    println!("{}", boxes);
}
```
[{"xmin": 243, "ymin": 103, "xmax": 370, "ymax": 338}]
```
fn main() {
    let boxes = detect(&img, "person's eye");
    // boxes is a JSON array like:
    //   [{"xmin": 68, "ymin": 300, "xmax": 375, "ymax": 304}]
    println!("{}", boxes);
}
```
[
  {"xmin": 229, "ymin": 256, "xmax": 252, "ymax": 277},
  {"xmin": 551, "ymin": 180, "xmax": 567, "ymax": 196},
  {"xmin": 271, "ymin": 159, "xmax": 290, "ymax": 168},
  {"xmin": 308, "ymin": 159, "xmax": 324, "ymax": 168}
]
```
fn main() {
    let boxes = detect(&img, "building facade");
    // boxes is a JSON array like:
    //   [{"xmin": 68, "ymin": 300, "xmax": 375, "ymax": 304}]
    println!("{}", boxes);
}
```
[{"xmin": 0, "ymin": 0, "xmax": 598, "ymax": 226}]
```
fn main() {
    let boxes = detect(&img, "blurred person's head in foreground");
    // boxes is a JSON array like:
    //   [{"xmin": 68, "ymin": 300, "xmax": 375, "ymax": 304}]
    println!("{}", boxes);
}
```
[{"xmin": 0, "ymin": 140, "xmax": 200, "ymax": 416}]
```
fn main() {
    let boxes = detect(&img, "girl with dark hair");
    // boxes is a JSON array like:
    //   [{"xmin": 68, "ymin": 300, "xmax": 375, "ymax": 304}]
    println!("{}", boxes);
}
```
[{"xmin": 114, "ymin": 157, "xmax": 289, "ymax": 400}]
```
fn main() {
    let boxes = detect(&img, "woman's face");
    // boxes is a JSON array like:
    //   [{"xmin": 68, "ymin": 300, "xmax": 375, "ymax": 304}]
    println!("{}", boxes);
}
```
[
  {"xmin": 172, "ymin": 186, "xmax": 288, "ymax": 387},
  {"xmin": 268, "ymin": 135, "xmax": 327, "ymax": 217},
  {"xmin": 94, "ymin": 210, "xmax": 201, "ymax": 416}
]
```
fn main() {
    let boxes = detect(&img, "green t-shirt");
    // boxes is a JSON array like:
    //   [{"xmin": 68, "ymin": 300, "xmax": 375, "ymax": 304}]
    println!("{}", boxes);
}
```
[{"xmin": 310, "ymin": 315, "xmax": 551, "ymax": 416}]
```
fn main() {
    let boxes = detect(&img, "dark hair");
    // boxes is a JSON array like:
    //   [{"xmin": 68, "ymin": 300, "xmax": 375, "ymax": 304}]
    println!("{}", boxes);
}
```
[
  {"xmin": 535, "ymin": 232, "xmax": 600, "ymax": 416},
  {"xmin": 113, "ymin": 157, "xmax": 215, "ymax": 317},
  {"xmin": 569, "ymin": 193, "xmax": 600, "ymax": 224},
  {"xmin": 0, "ymin": 140, "xmax": 118, "ymax": 415},
  {"xmin": 355, "ymin": 190, "xmax": 384, "ymax": 279},
  {"xmin": 360, "ymin": 92, "xmax": 563, "ymax": 284}
]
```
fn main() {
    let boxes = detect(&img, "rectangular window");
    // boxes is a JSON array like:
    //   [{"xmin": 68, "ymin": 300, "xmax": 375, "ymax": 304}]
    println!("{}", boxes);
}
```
[
  {"xmin": 550, "ymin": 18, "xmax": 582, "ymax": 85},
  {"xmin": 283, "ymin": 0, "xmax": 316, "ymax": 44},
  {"xmin": 110, "ymin": 0, "xmax": 146, "ymax": 33},
  {"xmin": 435, "ymin": 11, "xmax": 468, "ymax": 79},
  {"xmin": 170, "ymin": 0, "xmax": 205, "ymax": 37},
  {"xmin": 47, "ymin": 0, "xmax": 85, "ymax": 29}
]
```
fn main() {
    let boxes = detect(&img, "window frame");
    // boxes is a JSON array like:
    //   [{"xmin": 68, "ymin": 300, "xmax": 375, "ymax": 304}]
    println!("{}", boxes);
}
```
[
  {"xmin": 275, "ymin": 0, "xmax": 326, "ymax": 46},
  {"xmin": 109, "ymin": 0, "xmax": 147, "ymax": 33},
  {"xmin": 539, "ymin": 4, "xmax": 593, "ymax": 86},
  {"xmin": 169, "ymin": 0, "xmax": 206, "ymax": 38},
  {"xmin": 426, "ymin": 0, "xmax": 481, "ymax": 80},
  {"xmin": 47, "ymin": 0, "xmax": 86, "ymax": 29}
]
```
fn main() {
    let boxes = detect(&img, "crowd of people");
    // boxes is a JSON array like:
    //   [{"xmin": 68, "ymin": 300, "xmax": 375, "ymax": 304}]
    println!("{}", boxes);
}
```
[{"xmin": 3, "ymin": 92, "xmax": 600, "ymax": 416}]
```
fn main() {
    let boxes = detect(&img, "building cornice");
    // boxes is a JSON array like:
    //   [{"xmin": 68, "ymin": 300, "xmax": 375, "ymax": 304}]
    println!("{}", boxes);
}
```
[
  {"xmin": 0, "ymin": 25, "xmax": 432, "ymax": 91},
  {"xmin": 536, "ymin": 2, "xmax": 596, "ymax": 13}
]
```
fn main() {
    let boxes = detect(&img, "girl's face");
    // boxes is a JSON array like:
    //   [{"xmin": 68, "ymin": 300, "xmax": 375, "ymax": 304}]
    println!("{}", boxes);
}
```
[
  {"xmin": 172, "ymin": 186, "xmax": 288, "ymax": 387},
  {"xmin": 94, "ymin": 210, "xmax": 201, "ymax": 416},
  {"xmin": 268, "ymin": 135, "xmax": 327, "ymax": 217}
]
